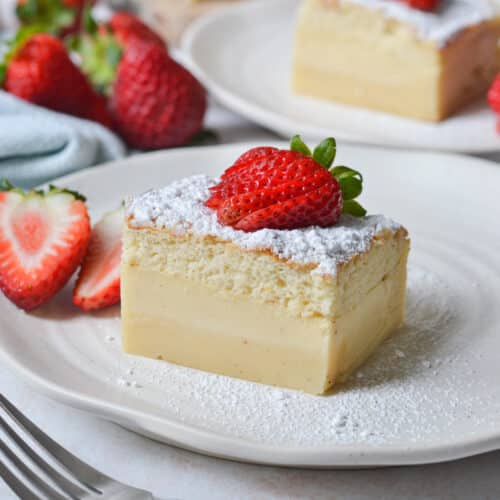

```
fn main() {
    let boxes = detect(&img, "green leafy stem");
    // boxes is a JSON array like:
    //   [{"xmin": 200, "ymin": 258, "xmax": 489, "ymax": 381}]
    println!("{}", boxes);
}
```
[{"xmin": 290, "ymin": 135, "xmax": 366, "ymax": 217}]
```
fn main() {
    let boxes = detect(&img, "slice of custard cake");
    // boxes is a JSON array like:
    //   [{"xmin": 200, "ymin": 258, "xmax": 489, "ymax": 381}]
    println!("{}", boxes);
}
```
[
  {"xmin": 292, "ymin": 0, "xmax": 500, "ymax": 121},
  {"xmin": 121, "ymin": 138, "xmax": 410, "ymax": 394}
]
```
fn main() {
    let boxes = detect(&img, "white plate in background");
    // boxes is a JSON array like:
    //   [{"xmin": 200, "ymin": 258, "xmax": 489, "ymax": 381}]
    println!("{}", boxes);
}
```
[
  {"xmin": 182, "ymin": 0, "xmax": 500, "ymax": 153},
  {"xmin": 0, "ymin": 143, "xmax": 500, "ymax": 467}
]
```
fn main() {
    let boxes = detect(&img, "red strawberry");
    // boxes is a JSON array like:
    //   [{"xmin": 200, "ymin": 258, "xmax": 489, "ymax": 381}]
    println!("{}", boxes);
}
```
[
  {"xmin": 75, "ymin": 10, "xmax": 205, "ymax": 148},
  {"xmin": 0, "ymin": 181, "xmax": 90, "ymax": 311},
  {"xmin": 488, "ymin": 73, "xmax": 500, "ymax": 114},
  {"xmin": 110, "ymin": 12, "xmax": 166, "ymax": 49},
  {"xmin": 111, "ymin": 38, "xmax": 207, "ymax": 149},
  {"xmin": 206, "ymin": 136, "xmax": 367, "ymax": 232},
  {"xmin": 2, "ymin": 33, "xmax": 113, "ymax": 128},
  {"xmin": 402, "ymin": 0, "xmax": 440, "ymax": 11},
  {"xmin": 207, "ymin": 151, "xmax": 325, "ymax": 209},
  {"xmin": 73, "ymin": 207, "xmax": 123, "ymax": 311},
  {"xmin": 216, "ymin": 147, "xmax": 280, "ymax": 184}
]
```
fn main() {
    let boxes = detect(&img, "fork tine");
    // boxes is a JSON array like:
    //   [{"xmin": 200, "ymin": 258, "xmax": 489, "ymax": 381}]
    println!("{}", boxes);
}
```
[
  {"xmin": 0, "ymin": 439, "xmax": 67, "ymax": 500},
  {"xmin": 0, "ymin": 394, "xmax": 105, "ymax": 493},
  {"xmin": 1, "ymin": 414, "xmax": 85, "ymax": 500},
  {"xmin": 0, "ymin": 458, "xmax": 40, "ymax": 500}
]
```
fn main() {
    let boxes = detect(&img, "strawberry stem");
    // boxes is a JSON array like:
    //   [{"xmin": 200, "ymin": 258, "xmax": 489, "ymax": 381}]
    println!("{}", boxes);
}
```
[{"xmin": 289, "ymin": 135, "xmax": 367, "ymax": 217}]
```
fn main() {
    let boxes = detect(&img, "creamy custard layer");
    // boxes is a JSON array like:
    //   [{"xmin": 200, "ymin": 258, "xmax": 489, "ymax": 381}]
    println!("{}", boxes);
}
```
[
  {"xmin": 292, "ymin": 0, "xmax": 500, "ymax": 121},
  {"xmin": 121, "ymin": 255, "xmax": 407, "ymax": 394}
]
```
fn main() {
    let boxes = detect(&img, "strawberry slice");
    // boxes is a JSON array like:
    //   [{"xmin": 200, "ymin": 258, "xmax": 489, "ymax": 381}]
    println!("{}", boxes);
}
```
[
  {"xmin": 73, "ymin": 207, "xmax": 123, "ymax": 311},
  {"xmin": 0, "ymin": 181, "xmax": 90, "ymax": 311}
]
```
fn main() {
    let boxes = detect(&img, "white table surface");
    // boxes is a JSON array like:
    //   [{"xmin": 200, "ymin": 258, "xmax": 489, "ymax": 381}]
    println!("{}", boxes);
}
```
[{"xmin": 2, "ymin": 103, "xmax": 500, "ymax": 500}]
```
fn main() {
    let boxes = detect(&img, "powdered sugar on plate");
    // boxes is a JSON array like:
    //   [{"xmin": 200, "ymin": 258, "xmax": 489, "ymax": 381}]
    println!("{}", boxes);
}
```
[
  {"xmin": 126, "ymin": 175, "xmax": 403, "ymax": 276},
  {"xmin": 98, "ymin": 265, "xmax": 499, "ymax": 447},
  {"xmin": 342, "ymin": 0, "xmax": 497, "ymax": 47}
]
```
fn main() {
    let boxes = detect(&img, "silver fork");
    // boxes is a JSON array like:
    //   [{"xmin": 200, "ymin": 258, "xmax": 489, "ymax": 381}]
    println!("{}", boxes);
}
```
[{"xmin": 0, "ymin": 393, "xmax": 153, "ymax": 500}]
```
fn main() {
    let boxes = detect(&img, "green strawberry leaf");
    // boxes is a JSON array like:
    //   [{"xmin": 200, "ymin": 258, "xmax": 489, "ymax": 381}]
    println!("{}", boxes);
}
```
[
  {"xmin": 48, "ymin": 184, "xmax": 87, "ymax": 202},
  {"xmin": 65, "ymin": 34, "xmax": 81, "ymax": 51},
  {"xmin": 330, "ymin": 166, "xmax": 365, "ymax": 213},
  {"xmin": 337, "ymin": 176, "xmax": 362, "ymax": 201},
  {"xmin": 83, "ymin": 4, "xmax": 98, "ymax": 35},
  {"xmin": 16, "ymin": 0, "xmax": 38, "ymax": 20},
  {"xmin": 330, "ymin": 165, "xmax": 363, "ymax": 182},
  {"xmin": 313, "ymin": 137, "xmax": 336, "ymax": 169},
  {"xmin": 343, "ymin": 200, "xmax": 367, "ymax": 217},
  {"xmin": 290, "ymin": 135, "xmax": 311, "ymax": 157},
  {"xmin": 0, "ymin": 179, "xmax": 16, "ymax": 192},
  {"xmin": 0, "ymin": 179, "xmax": 27, "ymax": 196}
]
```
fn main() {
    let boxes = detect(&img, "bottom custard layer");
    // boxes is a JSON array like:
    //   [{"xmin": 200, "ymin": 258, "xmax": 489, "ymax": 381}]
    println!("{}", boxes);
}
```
[{"xmin": 121, "ymin": 259, "xmax": 407, "ymax": 394}]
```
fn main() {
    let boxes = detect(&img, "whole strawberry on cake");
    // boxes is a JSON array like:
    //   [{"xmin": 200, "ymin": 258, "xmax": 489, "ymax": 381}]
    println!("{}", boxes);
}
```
[{"xmin": 122, "ymin": 137, "xmax": 410, "ymax": 394}]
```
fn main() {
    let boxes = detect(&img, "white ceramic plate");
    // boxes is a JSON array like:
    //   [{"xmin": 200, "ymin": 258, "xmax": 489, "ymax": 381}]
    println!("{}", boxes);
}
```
[
  {"xmin": 182, "ymin": 0, "xmax": 500, "ymax": 153},
  {"xmin": 1, "ymin": 143, "xmax": 500, "ymax": 468}
]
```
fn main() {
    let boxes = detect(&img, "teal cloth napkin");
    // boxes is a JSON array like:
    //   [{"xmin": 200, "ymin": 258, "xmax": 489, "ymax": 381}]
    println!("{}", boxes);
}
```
[{"xmin": 0, "ymin": 90, "xmax": 126, "ymax": 188}]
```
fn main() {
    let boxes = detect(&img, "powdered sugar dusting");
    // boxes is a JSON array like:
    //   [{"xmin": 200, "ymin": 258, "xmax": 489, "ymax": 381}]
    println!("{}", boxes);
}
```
[
  {"xmin": 98, "ymin": 265, "xmax": 500, "ymax": 447},
  {"xmin": 126, "ymin": 175, "xmax": 403, "ymax": 276},
  {"xmin": 342, "ymin": 0, "xmax": 497, "ymax": 47}
]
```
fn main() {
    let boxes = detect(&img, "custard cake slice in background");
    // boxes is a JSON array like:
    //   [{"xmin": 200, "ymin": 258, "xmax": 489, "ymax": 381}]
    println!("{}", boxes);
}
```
[
  {"xmin": 292, "ymin": 0, "xmax": 500, "ymax": 121},
  {"xmin": 122, "ymin": 175, "xmax": 409, "ymax": 395}
]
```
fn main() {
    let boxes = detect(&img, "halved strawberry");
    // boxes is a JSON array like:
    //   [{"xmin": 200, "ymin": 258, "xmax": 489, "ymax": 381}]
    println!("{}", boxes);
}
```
[
  {"xmin": 0, "ymin": 181, "xmax": 91, "ymax": 311},
  {"xmin": 73, "ymin": 207, "xmax": 123, "ymax": 311}
]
